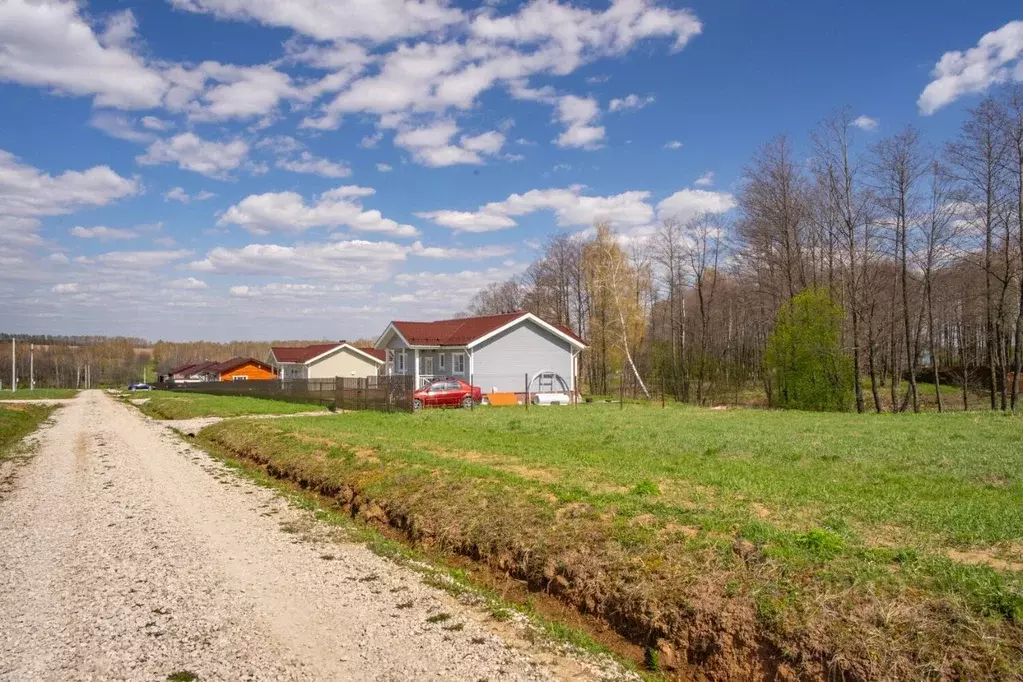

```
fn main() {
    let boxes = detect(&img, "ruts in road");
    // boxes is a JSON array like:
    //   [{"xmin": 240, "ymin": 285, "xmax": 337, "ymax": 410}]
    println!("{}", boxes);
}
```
[{"xmin": 0, "ymin": 390, "xmax": 627, "ymax": 682}]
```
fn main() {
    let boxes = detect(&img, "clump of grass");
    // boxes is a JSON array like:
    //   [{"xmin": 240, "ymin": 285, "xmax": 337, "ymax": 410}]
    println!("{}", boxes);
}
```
[
  {"xmin": 425, "ymin": 612, "xmax": 452, "ymax": 624},
  {"xmin": 167, "ymin": 672, "xmax": 198, "ymax": 682}
]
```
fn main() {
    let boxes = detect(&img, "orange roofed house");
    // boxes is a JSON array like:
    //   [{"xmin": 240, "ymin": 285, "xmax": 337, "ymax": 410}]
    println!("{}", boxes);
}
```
[
  {"xmin": 199, "ymin": 357, "xmax": 278, "ymax": 382},
  {"xmin": 373, "ymin": 312, "xmax": 586, "ymax": 395}
]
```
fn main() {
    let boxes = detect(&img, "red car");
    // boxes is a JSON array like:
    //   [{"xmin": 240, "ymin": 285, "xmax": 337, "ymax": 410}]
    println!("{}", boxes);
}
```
[{"xmin": 412, "ymin": 378, "xmax": 482, "ymax": 410}]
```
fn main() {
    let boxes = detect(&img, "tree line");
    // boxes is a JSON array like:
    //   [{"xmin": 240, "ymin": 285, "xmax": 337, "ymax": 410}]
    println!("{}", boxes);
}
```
[{"xmin": 466, "ymin": 85, "xmax": 1023, "ymax": 413}]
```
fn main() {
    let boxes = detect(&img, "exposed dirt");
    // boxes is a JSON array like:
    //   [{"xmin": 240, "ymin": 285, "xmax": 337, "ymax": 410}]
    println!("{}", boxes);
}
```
[{"xmin": 948, "ymin": 549, "xmax": 1023, "ymax": 573}]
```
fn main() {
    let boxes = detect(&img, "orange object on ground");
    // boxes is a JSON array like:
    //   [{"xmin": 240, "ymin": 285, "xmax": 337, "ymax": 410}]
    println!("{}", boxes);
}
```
[{"xmin": 487, "ymin": 392, "xmax": 519, "ymax": 406}]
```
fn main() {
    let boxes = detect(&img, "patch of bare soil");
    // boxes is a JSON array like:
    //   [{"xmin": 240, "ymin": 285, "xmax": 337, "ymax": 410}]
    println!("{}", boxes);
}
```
[{"xmin": 948, "ymin": 549, "xmax": 1023, "ymax": 573}]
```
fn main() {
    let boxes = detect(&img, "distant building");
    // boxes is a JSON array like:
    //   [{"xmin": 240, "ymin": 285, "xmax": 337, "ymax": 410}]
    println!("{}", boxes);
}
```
[{"xmin": 268, "ymin": 342, "xmax": 384, "ymax": 380}]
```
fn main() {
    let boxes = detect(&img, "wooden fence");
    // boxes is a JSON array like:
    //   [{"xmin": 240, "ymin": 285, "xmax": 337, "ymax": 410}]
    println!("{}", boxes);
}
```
[{"xmin": 155, "ymin": 376, "xmax": 415, "ymax": 413}]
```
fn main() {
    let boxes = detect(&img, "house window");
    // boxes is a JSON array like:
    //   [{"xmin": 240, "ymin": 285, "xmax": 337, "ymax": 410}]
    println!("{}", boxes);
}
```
[
  {"xmin": 232, "ymin": 375, "xmax": 248, "ymax": 381},
  {"xmin": 453, "ymin": 353, "xmax": 466, "ymax": 374},
  {"xmin": 396, "ymin": 351, "xmax": 405, "ymax": 373},
  {"xmin": 438, "ymin": 353, "xmax": 446, "ymax": 372}
]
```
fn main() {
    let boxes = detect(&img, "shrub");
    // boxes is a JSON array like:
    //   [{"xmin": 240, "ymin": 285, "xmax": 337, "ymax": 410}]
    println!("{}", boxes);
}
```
[{"xmin": 765, "ymin": 288, "xmax": 854, "ymax": 412}]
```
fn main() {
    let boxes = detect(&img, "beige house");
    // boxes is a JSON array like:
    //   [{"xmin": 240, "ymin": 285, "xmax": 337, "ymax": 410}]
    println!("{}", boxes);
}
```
[{"xmin": 268, "ymin": 342, "xmax": 384, "ymax": 380}]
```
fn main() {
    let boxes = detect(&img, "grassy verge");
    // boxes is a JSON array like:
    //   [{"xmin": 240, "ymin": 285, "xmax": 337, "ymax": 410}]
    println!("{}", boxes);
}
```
[
  {"xmin": 138, "ymin": 392, "xmax": 330, "ymax": 420},
  {"xmin": 0, "ymin": 388, "xmax": 78, "ymax": 400},
  {"xmin": 196, "ymin": 436, "xmax": 647, "ymax": 679},
  {"xmin": 198, "ymin": 404, "xmax": 1023, "ymax": 680},
  {"xmin": 0, "ymin": 404, "xmax": 56, "ymax": 457}
]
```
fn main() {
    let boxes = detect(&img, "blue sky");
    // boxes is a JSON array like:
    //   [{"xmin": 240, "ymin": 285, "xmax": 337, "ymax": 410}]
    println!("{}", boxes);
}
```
[{"xmin": 1, "ymin": 0, "xmax": 1020, "ymax": 341}]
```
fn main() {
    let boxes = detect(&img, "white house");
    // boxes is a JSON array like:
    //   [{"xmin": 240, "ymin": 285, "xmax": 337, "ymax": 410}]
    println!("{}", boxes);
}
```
[
  {"xmin": 268, "ymin": 342, "xmax": 384, "ymax": 380},
  {"xmin": 373, "ymin": 311, "xmax": 586, "ymax": 394}
]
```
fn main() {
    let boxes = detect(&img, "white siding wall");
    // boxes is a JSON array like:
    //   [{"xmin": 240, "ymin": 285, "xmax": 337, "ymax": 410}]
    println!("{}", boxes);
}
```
[
  {"xmin": 471, "ymin": 321, "xmax": 574, "ymax": 393},
  {"xmin": 306, "ymin": 347, "xmax": 381, "ymax": 379}
]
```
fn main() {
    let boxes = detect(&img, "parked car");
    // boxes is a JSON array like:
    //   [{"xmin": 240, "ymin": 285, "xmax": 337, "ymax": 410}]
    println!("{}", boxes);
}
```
[
  {"xmin": 129, "ymin": 383, "xmax": 152, "ymax": 391},
  {"xmin": 412, "ymin": 378, "xmax": 482, "ymax": 411}
]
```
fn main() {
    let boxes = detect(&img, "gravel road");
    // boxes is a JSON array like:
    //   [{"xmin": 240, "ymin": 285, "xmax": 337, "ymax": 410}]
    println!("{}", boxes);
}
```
[{"xmin": 0, "ymin": 390, "xmax": 625, "ymax": 681}]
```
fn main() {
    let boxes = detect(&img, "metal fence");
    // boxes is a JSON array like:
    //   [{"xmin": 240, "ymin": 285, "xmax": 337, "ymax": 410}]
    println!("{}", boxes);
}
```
[
  {"xmin": 336, "ymin": 376, "xmax": 415, "ymax": 413},
  {"xmin": 156, "ymin": 376, "xmax": 415, "ymax": 412}
]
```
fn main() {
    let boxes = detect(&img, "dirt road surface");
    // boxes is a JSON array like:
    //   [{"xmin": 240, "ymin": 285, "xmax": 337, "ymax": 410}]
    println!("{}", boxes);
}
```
[{"xmin": 0, "ymin": 390, "xmax": 625, "ymax": 681}]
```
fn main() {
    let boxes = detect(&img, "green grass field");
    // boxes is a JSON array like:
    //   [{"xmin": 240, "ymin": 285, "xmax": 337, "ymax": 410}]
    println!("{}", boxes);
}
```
[
  {"xmin": 0, "ymin": 404, "xmax": 55, "ymax": 457},
  {"xmin": 0, "ymin": 389, "xmax": 79, "ymax": 400},
  {"xmin": 199, "ymin": 403, "xmax": 1023, "ymax": 680},
  {"xmin": 138, "ymin": 391, "xmax": 329, "ymax": 420}
]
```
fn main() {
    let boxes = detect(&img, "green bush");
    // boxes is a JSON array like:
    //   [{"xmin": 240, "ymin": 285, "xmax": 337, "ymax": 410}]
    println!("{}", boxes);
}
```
[{"xmin": 765, "ymin": 288, "xmax": 854, "ymax": 412}]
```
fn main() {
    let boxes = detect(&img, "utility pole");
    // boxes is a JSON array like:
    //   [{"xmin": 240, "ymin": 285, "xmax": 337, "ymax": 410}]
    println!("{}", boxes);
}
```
[
  {"xmin": 30, "ymin": 343, "xmax": 34, "ymax": 391},
  {"xmin": 10, "ymin": 338, "xmax": 15, "ymax": 393}
]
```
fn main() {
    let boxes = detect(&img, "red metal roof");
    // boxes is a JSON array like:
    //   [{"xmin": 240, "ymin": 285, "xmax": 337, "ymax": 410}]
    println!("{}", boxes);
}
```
[
  {"xmin": 355, "ymin": 347, "xmax": 386, "ymax": 361},
  {"xmin": 390, "ymin": 312, "xmax": 586, "ymax": 347},
  {"xmin": 204, "ymin": 357, "xmax": 274, "ymax": 374},
  {"xmin": 168, "ymin": 360, "xmax": 218, "ymax": 376},
  {"xmin": 271, "ymin": 343, "xmax": 385, "ymax": 364},
  {"xmin": 271, "ymin": 343, "xmax": 344, "ymax": 363}
]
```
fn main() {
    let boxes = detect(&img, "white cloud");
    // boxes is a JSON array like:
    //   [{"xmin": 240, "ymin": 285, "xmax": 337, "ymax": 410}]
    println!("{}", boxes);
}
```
[
  {"xmin": 0, "ymin": 0, "xmax": 167, "ymax": 109},
  {"xmin": 255, "ymin": 135, "xmax": 304, "ymax": 154},
  {"xmin": 414, "ymin": 210, "xmax": 518, "ymax": 232},
  {"xmin": 70, "ymin": 226, "xmax": 137, "ymax": 240},
  {"xmin": 141, "ymin": 115, "xmax": 173, "ymax": 131},
  {"xmin": 419, "ymin": 186, "xmax": 654, "ymax": 232},
  {"xmin": 919, "ymin": 21, "xmax": 1023, "ymax": 115},
  {"xmin": 170, "ymin": 277, "xmax": 208, "ymax": 290},
  {"xmin": 852, "ymin": 115, "xmax": 879, "ymax": 131},
  {"xmin": 190, "ymin": 240, "xmax": 409, "ymax": 279},
  {"xmin": 410, "ymin": 242, "xmax": 515, "ymax": 259},
  {"xmin": 52, "ymin": 283, "xmax": 79, "ymax": 294},
  {"xmin": 164, "ymin": 187, "xmax": 217, "ymax": 203},
  {"xmin": 360, "ymin": 132, "xmax": 384, "ymax": 148},
  {"xmin": 82, "ymin": 249, "xmax": 194, "ymax": 268},
  {"xmin": 276, "ymin": 151, "xmax": 352, "ymax": 178},
  {"xmin": 168, "ymin": 0, "xmax": 464, "ymax": 42},
  {"xmin": 694, "ymin": 171, "xmax": 714, "ymax": 187},
  {"xmin": 218, "ymin": 186, "xmax": 419, "ymax": 237},
  {"xmin": 656, "ymin": 189, "xmax": 736, "ymax": 222},
  {"xmin": 461, "ymin": 131, "xmax": 506, "ymax": 154},
  {"xmin": 88, "ymin": 111, "xmax": 155, "ymax": 143},
  {"xmin": 664, "ymin": 140, "xmax": 683, "ymax": 150},
  {"xmin": 392, "ymin": 120, "xmax": 505, "ymax": 167},
  {"xmin": 555, "ymin": 95, "xmax": 604, "ymax": 149},
  {"xmin": 166, "ymin": 61, "xmax": 303, "ymax": 122},
  {"xmin": 0, "ymin": 150, "xmax": 139, "ymax": 218},
  {"xmin": 137, "ymin": 133, "xmax": 249, "ymax": 179},
  {"xmin": 376, "ymin": 163, "xmax": 393, "ymax": 173},
  {"xmin": 609, "ymin": 94, "xmax": 655, "ymax": 112}
]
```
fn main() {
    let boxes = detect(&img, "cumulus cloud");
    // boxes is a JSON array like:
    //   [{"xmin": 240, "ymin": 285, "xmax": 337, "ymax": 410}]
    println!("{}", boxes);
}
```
[
  {"xmin": 170, "ymin": 277, "xmax": 208, "ymax": 290},
  {"xmin": 852, "ymin": 115, "xmax": 879, "ymax": 131},
  {"xmin": 919, "ymin": 21, "xmax": 1023, "ymax": 115},
  {"xmin": 609, "ymin": 94, "xmax": 655, "ymax": 112},
  {"xmin": 79, "ymin": 249, "xmax": 194, "ymax": 268},
  {"xmin": 0, "ymin": 0, "xmax": 167, "ymax": 109},
  {"xmin": 0, "ymin": 150, "xmax": 139, "ymax": 218},
  {"xmin": 391, "ymin": 120, "xmax": 506, "ymax": 167},
  {"xmin": 664, "ymin": 140, "xmax": 683, "ymax": 150},
  {"xmin": 555, "ymin": 95, "xmax": 604, "ymax": 148},
  {"xmin": 164, "ymin": 187, "xmax": 216, "ymax": 203},
  {"xmin": 88, "ymin": 111, "xmax": 156, "ymax": 143},
  {"xmin": 276, "ymin": 151, "xmax": 352, "ymax": 178},
  {"xmin": 376, "ymin": 163, "xmax": 393, "ymax": 173},
  {"xmin": 70, "ymin": 226, "xmax": 137, "ymax": 240},
  {"xmin": 189, "ymin": 240, "xmax": 409, "ymax": 279},
  {"xmin": 218, "ymin": 186, "xmax": 419, "ymax": 237},
  {"xmin": 656, "ymin": 189, "xmax": 736, "ymax": 222},
  {"xmin": 418, "ymin": 186, "xmax": 654, "ymax": 232},
  {"xmin": 137, "ymin": 133, "xmax": 249, "ymax": 178},
  {"xmin": 168, "ymin": 0, "xmax": 464, "ymax": 42},
  {"xmin": 694, "ymin": 171, "xmax": 714, "ymax": 187}
]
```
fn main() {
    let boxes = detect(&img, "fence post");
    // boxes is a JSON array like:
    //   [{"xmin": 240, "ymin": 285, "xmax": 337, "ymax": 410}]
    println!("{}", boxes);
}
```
[
  {"xmin": 661, "ymin": 373, "xmax": 665, "ymax": 408},
  {"xmin": 470, "ymin": 373, "xmax": 474, "ymax": 411},
  {"xmin": 620, "ymin": 372, "xmax": 625, "ymax": 410},
  {"xmin": 525, "ymin": 372, "xmax": 529, "ymax": 411}
]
